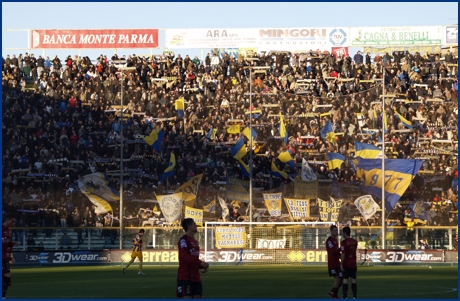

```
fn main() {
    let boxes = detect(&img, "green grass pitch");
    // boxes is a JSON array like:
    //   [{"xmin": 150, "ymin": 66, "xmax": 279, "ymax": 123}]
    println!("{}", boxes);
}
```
[{"xmin": 8, "ymin": 265, "xmax": 458, "ymax": 299}]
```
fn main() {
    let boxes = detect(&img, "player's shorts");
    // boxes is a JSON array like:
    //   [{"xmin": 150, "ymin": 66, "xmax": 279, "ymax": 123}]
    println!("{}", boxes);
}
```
[
  {"xmin": 343, "ymin": 268, "xmax": 357, "ymax": 279},
  {"xmin": 328, "ymin": 268, "xmax": 342, "ymax": 278},
  {"xmin": 176, "ymin": 280, "xmax": 202, "ymax": 298},
  {"xmin": 2, "ymin": 259, "xmax": 11, "ymax": 274},
  {"xmin": 131, "ymin": 251, "xmax": 142, "ymax": 259}
]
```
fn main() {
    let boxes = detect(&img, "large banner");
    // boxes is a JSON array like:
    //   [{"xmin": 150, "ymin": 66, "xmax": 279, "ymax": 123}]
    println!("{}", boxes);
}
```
[
  {"xmin": 31, "ymin": 29, "xmax": 159, "ymax": 49},
  {"xmin": 215, "ymin": 227, "xmax": 247, "ymax": 248},
  {"xmin": 294, "ymin": 177, "xmax": 318, "ymax": 199},
  {"xmin": 166, "ymin": 28, "xmax": 348, "ymax": 50},
  {"xmin": 256, "ymin": 238, "xmax": 286, "ymax": 249},
  {"xmin": 443, "ymin": 25, "xmax": 458, "ymax": 45},
  {"xmin": 284, "ymin": 198, "xmax": 310, "ymax": 220},
  {"xmin": 354, "ymin": 195, "xmax": 379, "ymax": 220},
  {"xmin": 258, "ymin": 27, "xmax": 348, "ymax": 52},
  {"xmin": 318, "ymin": 198, "xmax": 342, "ymax": 222},
  {"xmin": 349, "ymin": 26, "xmax": 442, "ymax": 46},
  {"xmin": 14, "ymin": 249, "xmax": 448, "ymax": 264},
  {"xmin": 156, "ymin": 193, "xmax": 183, "ymax": 224},
  {"xmin": 263, "ymin": 193, "xmax": 282, "ymax": 217},
  {"xmin": 175, "ymin": 173, "xmax": 203, "ymax": 207},
  {"xmin": 184, "ymin": 206, "xmax": 203, "ymax": 226},
  {"xmin": 166, "ymin": 28, "xmax": 259, "ymax": 49}
]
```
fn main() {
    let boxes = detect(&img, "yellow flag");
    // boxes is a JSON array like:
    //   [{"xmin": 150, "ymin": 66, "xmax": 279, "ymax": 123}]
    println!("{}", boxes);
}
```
[{"xmin": 227, "ymin": 124, "xmax": 241, "ymax": 134}]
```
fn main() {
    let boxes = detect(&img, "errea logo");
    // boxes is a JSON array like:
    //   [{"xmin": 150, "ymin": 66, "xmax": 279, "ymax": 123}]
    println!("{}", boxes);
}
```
[
  {"xmin": 287, "ymin": 251, "xmax": 305, "ymax": 262},
  {"xmin": 121, "ymin": 252, "xmax": 132, "ymax": 262}
]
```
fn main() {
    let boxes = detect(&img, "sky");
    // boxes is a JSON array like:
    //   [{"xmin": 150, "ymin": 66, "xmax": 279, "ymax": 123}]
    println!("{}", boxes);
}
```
[{"xmin": 2, "ymin": 2, "xmax": 458, "ymax": 60}]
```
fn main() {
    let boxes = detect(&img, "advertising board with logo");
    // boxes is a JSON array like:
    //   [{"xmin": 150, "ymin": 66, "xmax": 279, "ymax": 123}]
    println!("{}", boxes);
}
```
[
  {"xmin": 166, "ymin": 28, "xmax": 259, "ymax": 49},
  {"xmin": 444, "ymin": 25, "xmax": 458, "ymax": 44},
  {"xmin": 17, "ymin": 251, "xmax": 109, "ymax": 264},
  {"xmin": 166, "ymin": 28, "xmax": 348, "ymax": 51},
  {"xmin": 13, "ymin": 249, "xmax": 450, "ymax": 264},
  {"xmin": 31, "ymin": 29, "xmax": 159, "ymax": 49},
  {"xmin": 350, "ymin": 26, "xmax": 442, "ymax": 46},
  {"xmin": 258, "ymin": 27, "xmax": 348, "ymax": 52}
]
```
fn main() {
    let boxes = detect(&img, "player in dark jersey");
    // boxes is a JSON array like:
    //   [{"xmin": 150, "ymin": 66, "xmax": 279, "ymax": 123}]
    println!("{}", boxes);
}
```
[
  {"xmin": 326, "ymin": 225, "xmax": 342, "ymax": 299},
  {"xmin": 123, "ymin": 229, "xmax": 145, "ymax": 275},
  {"xmin": 340, "ymin": 226, "xmax": 358, "ymax": 299},
  {"xmin": 176, "ymin": 218, "xmax": 209, "ymax": 299},
  {"xmin": 2, "ymin": 213, "xmax": 18, "ymax": 298}
]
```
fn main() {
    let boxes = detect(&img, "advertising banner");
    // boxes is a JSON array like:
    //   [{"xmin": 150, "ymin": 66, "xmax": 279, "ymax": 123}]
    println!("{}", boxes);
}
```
[
  {"xmin": 15, "ymin": 249, "xmax": 449, "ymax": 264},
  {"xmin": 16, "ymin": 250, "xmax": 109, "ymax": 264},
  {"xmin": 166, "ymin": 28, "xmax": 348, "ymax": 51},
  {"xmin": 331, "ymin": 47, "xmax": 349, "ymax": 58},
  {"xmin": 258, "ymin": 27, "xmax": 348, "ymax": 52},
  {"xmin": 215, "ymin": 227, "xmax": 247, "ymax": 248},
  {"xmin": 444, "ymin": 250, "xmax": 458, "ymax": 262},
  {"xmin": 349, "ymin": 26, "xmax": 442, "ymax": 46},
  {"xmin": 31, "ymin": 29, "xmax": 159, "ymax": 49},
  {"xmin": 444, "ymin": 25, "xmax": 458, "ymax": 45},
  {"xmin": 166, "ymin": 28, "xmax": 259, "ymax": 49}
]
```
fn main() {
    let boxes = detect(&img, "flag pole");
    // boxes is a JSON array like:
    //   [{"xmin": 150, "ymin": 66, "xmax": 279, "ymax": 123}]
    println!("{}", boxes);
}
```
[{"xmin": 381, "ymin": 65, "xmax": 386, "ymax": 250}]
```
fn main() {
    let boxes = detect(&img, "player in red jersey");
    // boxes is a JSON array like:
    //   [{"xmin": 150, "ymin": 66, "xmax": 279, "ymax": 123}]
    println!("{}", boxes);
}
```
[
  {"xmin": 2, "ymin": 213, "xmax": 18, "ymax": 299},
  {"xmin": 340, "ymin": 226, "xmax": 358, "ymax": 299},
  {"xmin": 326, "ymin": 225, "xmax": 342, "ymax": 299},
  {"xmin": 176, "ymin": 218, "xmax": 209, "ymax": 299}
]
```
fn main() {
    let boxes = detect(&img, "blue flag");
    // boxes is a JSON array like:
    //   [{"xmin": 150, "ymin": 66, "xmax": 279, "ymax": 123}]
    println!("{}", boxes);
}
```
[
  {"xmin": 409, "ymin": 199, "xmax": 428, "ymax": 221},
  {"xmin": 356, "ymin": 158, "xmax": 423, "ymax": 212}
]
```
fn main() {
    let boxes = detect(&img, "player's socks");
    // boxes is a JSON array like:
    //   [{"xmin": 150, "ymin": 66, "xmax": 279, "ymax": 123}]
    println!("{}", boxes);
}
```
[
  {"xmin": 351, "ymin": 283, "xmax": 357, "ymax": 298},
  {"xmin": 342, "ymin": 283, "xmax": 348, "ymax": 299},
  {"xmin": 2, "ymin": 277, "xmax": 10, "ymax": 298},
  {"xmin": 332, "ymin": 288, "xmax": 339, "ymax": 298}
]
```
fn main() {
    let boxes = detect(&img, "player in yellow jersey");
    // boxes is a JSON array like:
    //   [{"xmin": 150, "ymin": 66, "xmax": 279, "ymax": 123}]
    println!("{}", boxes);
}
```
[{"xmin": 123, "ymin": 229, "xmax": 145, "ymax": 275}]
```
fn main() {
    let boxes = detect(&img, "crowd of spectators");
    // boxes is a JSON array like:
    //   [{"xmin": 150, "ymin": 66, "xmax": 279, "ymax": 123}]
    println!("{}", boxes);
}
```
[{"xmin": 2, "ymin": 48, "xmax": 458, "ymax": 245}]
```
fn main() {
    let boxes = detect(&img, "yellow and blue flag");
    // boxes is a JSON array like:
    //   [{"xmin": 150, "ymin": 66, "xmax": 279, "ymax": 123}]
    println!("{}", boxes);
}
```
[
  {"xmin": 143, "ymin": 128, "xmax": 159, "ymax": 146},
  {"xmin": 161, "ymin": 152, "xmax": 176, "ymax": 181},
  {"xmin": 237, "ymin": 158, "xmax": 251, "ymax": 177},
  {"xmin": 279, "ymin": 113, "xmax": 288, "ymax": 145},
  {"xmin": 242, "ymin": 126, "xmax": 257, "ymax": 145},
  {"xmin": 230, "ymin": 137, "xmax": 247, "ymax": 160},
  {"xmin": 271, "ymin": 161, "xmax": 288, "ymax": 179},
  {"xmin": 394, "ymin": 111, "xmax": 412, "ymax": 129},
  {"xmin": 143, "ymin": 128, "xmax": 164, "ymax": 153},
  {"xmin": 327, "ymin": 152, "xmax": 345, "ymax": 170},
  {"xmin": 321, "ymin": 120, "xmax": 335, "ymax": 143},
  {"xmin": 355, "ymin": 142, "xmax": 384, "ymax": 159},
  {"xmin": 77, "ymin": 173, "xmax": 119, "ymax": 214},
  {"xmin": 227, "ymin": 124, "xmax": 241, "ymax": 134},
  {"xmin": 206, "ymin": 128, "xmax": 218, "ymax": 140},
  {"xmin": 175, "ymin": 97, "xmax": 185, "ymax": 118},
  {"xmin": 356, "ymin": 158, "xmax": 423, "ymax": 212},
  {"xmin": 278, "ymin": 151, "xmax": 296, "ymax": 168}
]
